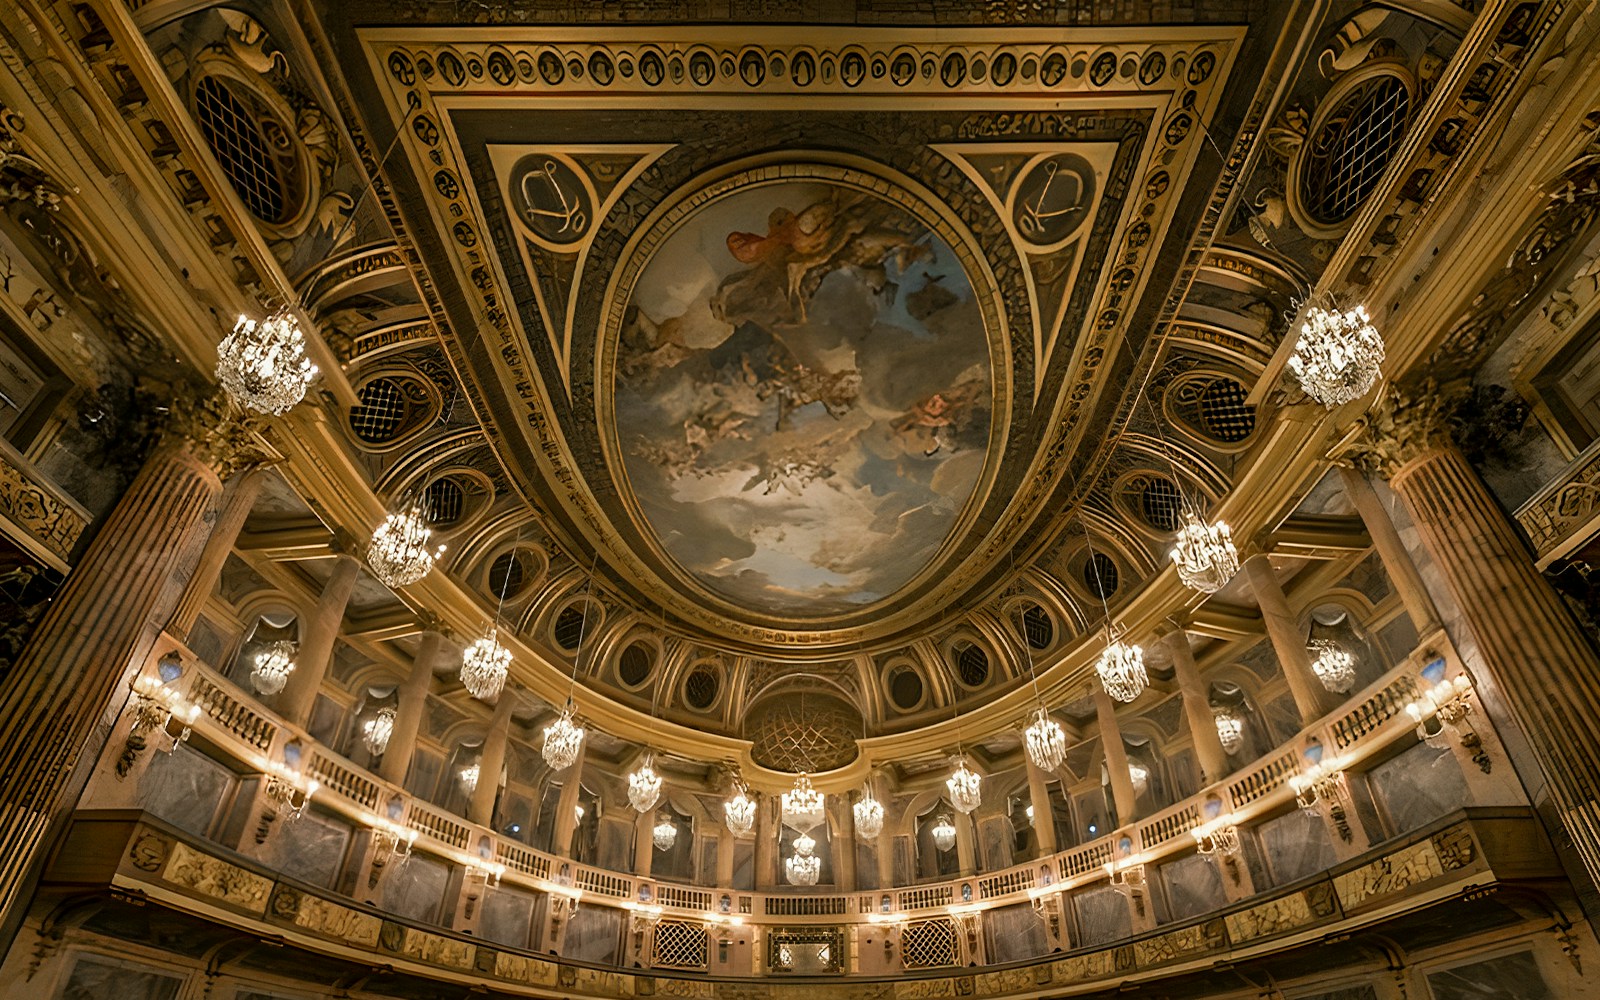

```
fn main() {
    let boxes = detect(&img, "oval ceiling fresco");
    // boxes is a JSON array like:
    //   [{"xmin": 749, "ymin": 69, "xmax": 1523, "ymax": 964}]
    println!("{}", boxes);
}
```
[{"xmin": 612, "ymin": 178, "xmax": 993, "ymax": 617}]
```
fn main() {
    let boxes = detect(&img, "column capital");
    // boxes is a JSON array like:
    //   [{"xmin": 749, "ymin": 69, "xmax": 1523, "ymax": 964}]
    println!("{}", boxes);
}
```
[
  {"xmin": 161, "ymin": 389, "xmax": 276, "ymax": 481},
  {"xmin": 1328, "ymin": 378, "xmax": 1470, "ymax": 479}
]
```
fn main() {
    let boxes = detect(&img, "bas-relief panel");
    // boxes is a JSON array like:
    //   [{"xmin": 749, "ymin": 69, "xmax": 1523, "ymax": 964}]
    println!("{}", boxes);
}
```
[
  {"xmin": 615, "ymin": 180, "xmax": 991, "ymax": 615},
  {"xmin": 161, "ymin": 841, "xmax": 271, "ymax": 915}
]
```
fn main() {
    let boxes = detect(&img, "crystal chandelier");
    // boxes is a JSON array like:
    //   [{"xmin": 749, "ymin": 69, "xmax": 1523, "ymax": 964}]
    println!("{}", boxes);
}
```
[
  {"xmin": 1287, "ymin": 303, "xmax": 1385, "ymax": 408},
  {"xmin": 367, "ymin": 499, "xmax": 446, "ymax": 588},
  {"xmin": 250, "ymin": 641, "xmax": 297, "ymax": 696},
  {"xmin": 781, "ymin": 773, "xmax": 825, "ymax": 832},
  {"xmin": 652, "ymin": 816, "xmax": 677, "ymax": 851},
  {"xmin": 1128, "ymin": 760, "xmax": 1150, "ymax": 796},
  {"xmin": 460, "ymin": 626, "xmax": 511, "ymax": 702},
  {"xmin": 853, "ymin": 789, "xmax": 884, "ymax": 840},
  {"xmin": 1309, "ymin": 638, "xmax": 1357, "ymax": 693},
  {"xmin": 785, "ymin": 833, "xmax": 821, "ymax": 886},
  {"xmin": 1023, "ymin": 707, "xmax": 1067, "ymax": 772},
  {"xmin": 628, "ymin": 753, "xmax": 662, "ymax": 813},
  {"xmin": 1213, "ymin": 708, "xmax": 1244, "ymax": 755},
  {"xmin": 542, "ymin": 700, "xmax": 584, "ymax": 770},
  {"xmin": 361, "ymin": 706, "xmax": 396, "ymax": 756},
  {"xmin": 931, "ymin": 814, "xmax": 957, "ymax": 852},
  {"xmin": 724, "ymin": 783, "xmax": 757, "ymax": 838},
  {"xmin": 458, "ymin": 762, "xmax": 480, "ymax": 793},
  {"xmin": 216, "ymin": 310, "xmax": 318, "ymax": 415},
  {"xmin": 1170, "ymin": 511, "xmax": 1239, "ymax": 593},
  {"xmin": 946, "ymin": 756, "xmax": 982, "ymax": 814},
  {"xmin": 1096, "ymin": 627, "xmax": 1148, "ymax": 703}
]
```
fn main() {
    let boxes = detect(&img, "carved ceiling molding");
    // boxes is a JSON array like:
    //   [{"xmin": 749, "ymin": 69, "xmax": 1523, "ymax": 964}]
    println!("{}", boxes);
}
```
[{"xmin": 359, "ymin": 26, "xmax": 1243, "ymax": 653}]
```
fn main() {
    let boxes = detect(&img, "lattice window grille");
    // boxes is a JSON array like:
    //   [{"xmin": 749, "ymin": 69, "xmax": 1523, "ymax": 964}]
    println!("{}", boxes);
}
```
[
  {"xmin": 423, "ymin": 477, "xmax": 465, "ymax": 526},
  {"xmin": 652, "ymin": 920, "xmax": 708, "ymax": 970},
  {"xmin": 901, "ymin": 917, "xmax": 958, "ymax": 970},
  {"xmin": 193, "ymin": 75, "xmax": 288, "ymax": 224},
  {"xmin": 1301, "ymin": 73, "xmax": 1411, "ymax": 226},
  {"xmin": 1083, "ymin": 552, "xmax": 1119, "ymax": 599},
  {"xmin": 1197, "ymin": 377, "xmax": 1255, "ymax": 442},
  {"xmin": 1128, "ymin": 475, "xmax": 1183, "ymax": 533},
  {"xmin": 1019, "ymin": 603, "xmax": 1054, "ymax": 650},
  {"xmin": 953, "ymin": 641, "xmax": 989, "ymax": 687},
  {"xmin": 488, "ymin": 550, "xmax": 530, "ymax": 599},
  {"xmin": 684, "ymin": 667, "xmax": 719, "ymax": 709},
  {"xmin": 619, "ymin": 642, "xmax": 655, "ymax": 686},
  {"xmin": 350, "ymin": 377, "xmax": 411, "ymax": 443},
  {"xmin": 553, "ymin": 605, "xmax": 588, "ymax": 650}
]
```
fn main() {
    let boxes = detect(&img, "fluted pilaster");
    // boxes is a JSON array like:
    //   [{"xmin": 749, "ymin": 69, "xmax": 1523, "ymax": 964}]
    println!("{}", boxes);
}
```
[{"xmin": 0, "ymin": 430, "xmax": 226, "ymax": 937}]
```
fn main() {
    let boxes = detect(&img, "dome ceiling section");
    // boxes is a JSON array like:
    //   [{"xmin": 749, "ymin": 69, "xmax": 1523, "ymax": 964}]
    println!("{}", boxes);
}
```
[{"xmin": 355, "ymin": 27, "xmax": 1245, "ymax": 653}]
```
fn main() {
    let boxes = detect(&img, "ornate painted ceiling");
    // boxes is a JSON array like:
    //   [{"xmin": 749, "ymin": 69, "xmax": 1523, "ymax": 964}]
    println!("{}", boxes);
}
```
[{"xmin": 317, "ymin": 10, "xmax": 1284, "ymax": 659}]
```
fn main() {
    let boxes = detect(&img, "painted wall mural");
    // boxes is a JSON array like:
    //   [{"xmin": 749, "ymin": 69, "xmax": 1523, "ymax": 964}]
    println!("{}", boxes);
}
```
[{"xmin": 614, "ymin": 180, "xmax": 992, "ymax": 615}]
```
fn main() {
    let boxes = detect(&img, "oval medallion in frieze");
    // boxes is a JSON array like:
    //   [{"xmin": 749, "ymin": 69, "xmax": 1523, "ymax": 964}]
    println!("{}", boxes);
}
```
[{"xmin": 597, "ymin": 162, "xmax": 1008, "ymax": 627}]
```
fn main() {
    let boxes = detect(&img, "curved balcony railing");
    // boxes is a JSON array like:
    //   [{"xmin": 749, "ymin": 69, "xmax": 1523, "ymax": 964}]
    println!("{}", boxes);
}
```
[{"xmin": 93, "ymin": 624, "xmax": 1505, "ymax": 972}]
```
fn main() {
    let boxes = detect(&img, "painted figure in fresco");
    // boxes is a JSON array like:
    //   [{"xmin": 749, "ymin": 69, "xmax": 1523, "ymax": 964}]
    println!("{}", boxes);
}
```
[
  {"xmin": 892, "ymin": 372, "xmax": 986, "ymax": 457},
  {"xmin": 712, "ymin": 188, "xmax": 932, "ymax": 327}
]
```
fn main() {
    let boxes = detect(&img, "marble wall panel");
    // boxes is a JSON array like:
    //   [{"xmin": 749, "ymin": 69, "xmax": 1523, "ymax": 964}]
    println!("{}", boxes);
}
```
[
  {"xmin": 1158, "ymin": 852, "xmax": 1225, "ymax": 922},
  {"xmin": 1424, "ymin": 949, "xmax": 1554, "ymax": 1000},
  {"xmin": 566, "ymin": 904, "xmax": 624, "ymax": 965},
  {"xmin": 1256, "ymin": 809, "xmax": 1336, "ymax": 886},
  {"xmin": 482, "ymin": 884, "xmax": 535, "ymax": 949},
  {"xmin": 382, "ymin": 854, "xmax": 449, "ymax": 925},
  {"xmin": 138, "ymin": 744, "xmax": 231, "ymax": 838},
  {"xmin": 983, "ymin": 903, "xmax": 1048, "ymax": 964},
  {"xmin": 56, "ymin": 953, "xmax": 182, "ymax": 1000},
  {"xmin": 249, "ymin": 812, "xmax": 350, "ymax": 889},
  {"xmin": 1071, "ymin": 886, "xmax": 1130, "ymax": 949},
  {"xmin": 1367, "ymin": 741, "xmax": 1470, "ymax": 837}
]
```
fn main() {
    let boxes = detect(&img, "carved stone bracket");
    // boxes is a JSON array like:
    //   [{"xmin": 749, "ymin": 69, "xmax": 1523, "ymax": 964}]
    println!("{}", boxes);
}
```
[
  {"xmin": 161, "ymin": 389, "xmax": 276, "ymax": 481},
  {"xmin": 0, "ymin": 103, "xmax": 64, "ymax": 210}
]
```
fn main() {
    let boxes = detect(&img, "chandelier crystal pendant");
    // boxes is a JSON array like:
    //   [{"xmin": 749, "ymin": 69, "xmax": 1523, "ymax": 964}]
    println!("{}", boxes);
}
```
[
  {"xmin": 1309, "ymin": 639, "xmax": 1357, "ymax": 693},
  {"xmin": 781, "ymin": 773, "xmax": 826, "ymax": 832},
  {"xmin": 1023, "ymin": 707, "xmax": 1067, "ymax": 772},
  {"xmin": 1287, "ymin": 303, "xmax": 1386, "ymax": 408},
  {"xmin": 458, "ymin": 762, "xmax": 480, "ymax": 794},
  {"xmin": 361, "ymin": 706, "xmax": 396, "ymax": 756},
  {"xmin": 852, "ymin": 789, "xmax": 885, "ymax": 841},
  {"xmin": 931, "ymin": 814, "xmax": 957, "ymax": 852},
  {"xmin": 460, "ymin": 626, "xmax": 511, "ymax": 702},
  {"xmin": 947, "ymin": 756, "xmax": 982, "ymax": 814},
  {"xmin": 724, "ymin": 783, "xmax": 757, "ymax": 838},
  {"xmin": 1096, "ymin": 627, "xmax": 1148, "ymax": 703},
  {"xmin": 250, "ymin": 641, "xmax": 297, "ymax": 696},
  {"xmin": 216, "ymin": 310, "xmax": 318, "ymax": 415},
  {"xmin": 367, "ymin": 499, "xmax": 446, "ymax": 588},
  {"xmin": 652, "ymin": 817, "xmax": 677, "ymax": 851},
  {"xmin": 628, "ymin": 753, "xmax": 663, "ymax": 813},
  {"xmin": 1170, "ymin": 511, "xmax": 1240, "ymax": 593},
  {"xmin": 542, "ymin": 700, "xmax": 585, "ymax": 770},
  {"xmin": 1213, "ymin": 708, "xmax": 1244, "ymax": 755},
  {"xmin": 785, "ymin": 832, "xmax": 821, "ymax": 886}
]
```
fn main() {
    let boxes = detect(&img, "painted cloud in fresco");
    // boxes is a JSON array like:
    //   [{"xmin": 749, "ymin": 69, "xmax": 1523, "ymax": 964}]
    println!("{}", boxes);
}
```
[{"xmin": 614, "ymin": 181, "xmax": 991, "ymax": 616}]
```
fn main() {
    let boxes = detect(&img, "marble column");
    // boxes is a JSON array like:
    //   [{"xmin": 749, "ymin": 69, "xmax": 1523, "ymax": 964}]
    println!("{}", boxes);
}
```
[
  {"xmin": 551, "ymin": 742, "xmax": 588, "ymax": 858},
  {"xmin": 0, "ymin": 416, "xmax": 243, "ymax": 940},
  {"xmin": 1242, "ymin": 553, "xmax": 1329, "ymax": 724},
  {"xmin": 1360, "ymin": 387, "xmax": 1600, "ymax": 893},
  {"xmin": 1024, "ymin": 758, "xmax": 1058, "ymax": 854},
  {"xmin": 831, "ymin": 798, "xmax": 857, "ymax": 890},
  {"xmin": 277, "ymin": 552, "xmax": 361, "ymax": 726},
  {"xmin": 954, "ymin": 807, "xmax": 976, "ymax": 877},
  {"xmin": 754, "ymin": 794, "xmax": 777, "ymax": 890},
  {"xmin": 167, "ymin": 467, "xmax": 266, "ymax": 642},
  {"xmin": 1092, "ymin": 684, "xmax": 1138, "ymax": 825},
  {"xmin": 1162, "ymin": 627, "xmax": 1231, "ymax": 783},
  {"xmin": 633, "ymin": 808, "xmax": 655, "ymax": 878},
  {"xmin": 1337, "ymin": 465, "xmax": 1441, "ymax": 635},
  {"xmin": 376, "ymin": 631, "xmax": 441, "ymax": 785},
  {"xmin": 469, "ymin": 690, "xmax": 517, "ymax": 827}
]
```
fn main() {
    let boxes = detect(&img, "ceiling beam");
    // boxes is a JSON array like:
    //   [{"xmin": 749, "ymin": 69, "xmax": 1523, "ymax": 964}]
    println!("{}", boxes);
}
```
[
  {"xmin": 236, "ymin": 521, "xmax": 336, "ymax": 561},
  {"xmin": 1267, "ymin": 515, "xmax": 1371, "ymax": 559}
]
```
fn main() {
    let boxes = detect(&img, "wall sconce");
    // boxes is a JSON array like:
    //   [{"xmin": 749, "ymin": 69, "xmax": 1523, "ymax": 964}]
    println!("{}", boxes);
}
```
[
  {"xmin": 116, "ymin": 675, "xmax": 201, "ymax": 779},
  {"xmin": 1191, "ymin": 816, "xmax": 1241, "ymax": 858},
  {"xmin": 1405, "ymin": 674, "xmax": 1490, "ymax": 773},
  {"xmin": 462, "ymin": 858, "xmax": 506, "ymax": 920},
  {"xmin": 1289, "ymin": 759, "xmax": 1351, "ymax": 842},
  {"xmin": 364, "ymin": 816, "xmax": 417, "ymax": 890},
  {"xmin": 256, "ymin": 763, "xmax": 318, "ymax": 843}
]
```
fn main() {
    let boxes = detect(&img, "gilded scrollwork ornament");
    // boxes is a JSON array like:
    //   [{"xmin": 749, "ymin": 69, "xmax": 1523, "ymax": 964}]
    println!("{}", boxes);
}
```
[{"xmin": 1328, "ymin": 378, "xmax": 1471, "ymax": 478}]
